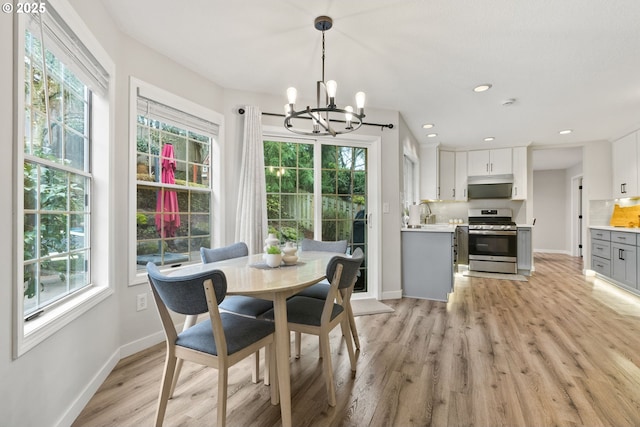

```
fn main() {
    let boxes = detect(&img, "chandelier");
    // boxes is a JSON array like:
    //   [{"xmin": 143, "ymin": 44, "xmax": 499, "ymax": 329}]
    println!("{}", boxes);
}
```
[{"xmin": 284, "ymin": 16, "xmax": 365, "ymax": 137}]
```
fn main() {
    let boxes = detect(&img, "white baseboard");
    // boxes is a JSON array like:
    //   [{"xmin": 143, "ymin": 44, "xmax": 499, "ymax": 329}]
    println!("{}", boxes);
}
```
[
  {"xmin": 533, "ymin": 249, "xmax": 572, "ymax": 255},
  {"xmin": 55, "ymin": 348, "xmax": 120, "ymax": 427},
  {"xmin": 120, "ymin": 329, "xmax": 167, "ymax": 359},
  {"xmin": 381, "ymin": 290, "xmax": 403, "ymax": 300}
]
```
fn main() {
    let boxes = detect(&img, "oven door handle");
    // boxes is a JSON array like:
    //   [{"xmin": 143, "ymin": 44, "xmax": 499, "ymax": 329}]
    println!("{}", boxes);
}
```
[{"xmin": 469, "ymin": 230, "xmax": 517, "ymax": 236}]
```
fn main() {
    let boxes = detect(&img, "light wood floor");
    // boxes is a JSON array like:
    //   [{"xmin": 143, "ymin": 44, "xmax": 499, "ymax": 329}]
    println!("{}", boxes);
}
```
[{"xmin": 73, "ymin": 254, "xmax": 640, "ymax": 427}]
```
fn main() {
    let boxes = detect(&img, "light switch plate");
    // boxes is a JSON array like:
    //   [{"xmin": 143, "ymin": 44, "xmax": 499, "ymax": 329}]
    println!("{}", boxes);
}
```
[{"xmin": 383, "ymin": 202, "xmax": 390, "ymax": 213}]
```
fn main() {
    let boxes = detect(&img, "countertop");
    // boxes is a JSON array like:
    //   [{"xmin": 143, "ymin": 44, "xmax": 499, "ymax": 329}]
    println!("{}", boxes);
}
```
[
  {"xmin": 590, "ymin": 225, "xmax": 640, "ymax": 234},
  {"xmin": 401, "ymin": 225, "xmax": 457, "ymax": 233}
]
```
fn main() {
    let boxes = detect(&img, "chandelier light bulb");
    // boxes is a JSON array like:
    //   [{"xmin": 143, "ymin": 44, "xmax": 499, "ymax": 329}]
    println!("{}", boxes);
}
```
[
  {"xmin": 326, "ymin": 80, "xmax": 337, "ymax": 98},
  {"xmin": 345, "ymin": 105, "xmax": 353, "ymax": 129},
  {"xmin": 286, "ymin": 87, "xmax": 297, "ymax": 105},
  {"xmin": 355, "ymin": 91, "xmax": 366, "ymax": 110},
  {"xmin": 284, "ymin": 104, "xmax": 291, "ymax": 115}
]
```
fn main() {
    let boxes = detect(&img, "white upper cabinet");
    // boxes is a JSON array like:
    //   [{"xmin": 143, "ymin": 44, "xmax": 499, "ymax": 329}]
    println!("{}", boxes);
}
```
[
  {"xmin": 419, "ymin": 144, "xmax": 438, "ymax": 200},
  {"xmin": 612, "ymin": 131, "xmax": 638, "ymax": 198},
  {"xmin": 439, "ymin": 150, "xmax": 455, "ymax": 200},
  {"xmin": 468, "ymin": 148, "xmax": 512, "ymax": 176},
  {"xmin": 512, "ymin": 146, "xmax": 527, "ymax": 200},
  {"xmin": 455, "ymin": 151, "xmax": 468, "ymax": 201}
]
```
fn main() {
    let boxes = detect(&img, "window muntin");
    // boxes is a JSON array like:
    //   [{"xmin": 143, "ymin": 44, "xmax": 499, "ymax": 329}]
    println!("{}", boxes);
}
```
[
  {"xmin": 135, "ymin": 112, "xmax": 213, "ymax": 271},
  {"xmin": 22, "ymin": 28, "xmax": 91, "ymax": 317},
  {"xmin": 264, "ymin": 140, "xmax": 314, "ymax": 242}
]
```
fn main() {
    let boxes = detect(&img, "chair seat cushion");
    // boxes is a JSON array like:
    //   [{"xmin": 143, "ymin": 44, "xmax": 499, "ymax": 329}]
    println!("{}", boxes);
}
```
[
  {"xmin": 262, "ymin": 296, "xmax": 344, "ymax": 327},
  {"xmin": 176, "ymin": 313, "xmax": 274, "ymax": 355},
  {"xmin": 294, "ymin": 281, "xmax": 330, "ymax": 300},
  {"xmin": 219, "ymin": 295, "xmax": 273, "ymax": 318}
]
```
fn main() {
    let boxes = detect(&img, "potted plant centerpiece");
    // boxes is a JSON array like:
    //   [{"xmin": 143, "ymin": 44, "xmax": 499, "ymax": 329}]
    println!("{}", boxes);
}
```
[{"xmin": 265, "ymin": 244, "xmax": 282, "ymax": 268}]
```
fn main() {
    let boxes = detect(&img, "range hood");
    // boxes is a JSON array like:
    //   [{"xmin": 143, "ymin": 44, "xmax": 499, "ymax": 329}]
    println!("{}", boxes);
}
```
[{"xmin": 467, "ymin": 174, "xmax": 514, "ymax": 199}]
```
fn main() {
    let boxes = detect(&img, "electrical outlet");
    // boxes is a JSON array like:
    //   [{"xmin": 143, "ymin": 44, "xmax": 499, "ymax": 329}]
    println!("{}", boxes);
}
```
[{"xmin": 136, "ymin": 293, "xmax": 147, "ymax": 311}]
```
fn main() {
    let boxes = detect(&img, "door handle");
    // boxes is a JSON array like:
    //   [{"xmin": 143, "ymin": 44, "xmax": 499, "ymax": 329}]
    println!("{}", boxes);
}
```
[{"xmin": 453, "ymin": 188, "xmax": 455, "ymax": 198}]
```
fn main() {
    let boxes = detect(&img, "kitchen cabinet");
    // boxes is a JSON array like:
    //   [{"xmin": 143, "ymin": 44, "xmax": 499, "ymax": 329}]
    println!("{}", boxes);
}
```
[
  {"xmin": 517, "ymin": 226, "xmax": 532, "ymax": 275},
  {"xmin": 419, "ymin": 144, "xmax": 438, "ymax": 200},
  {"xmin": 612, "ymin": 131, "xmax": 638, "ymax": 198},
  {"xmin": 401, "ymin": 229, "xmax": 454, "ymax": 301},
  {"xmin": 611, "ymin": 234, "xmax": 637, "ymax": 288},
  {"xmin": 455, "ymin": 151, "xmax": 468, "ymax": 201},
  {"xmin": 512, "ymin": 147, "xmax": 527, "ymax": 200},
  {"xmin": 468, "ymin": 148, "xmax": 512, "ymax": 176},
  {"xmin": 591, "ymin": 229, "xmax": 611, "ymax": 276},
  {"xmin": 439, "ymin": 150, "xmax": 455, "ymax": 200}
]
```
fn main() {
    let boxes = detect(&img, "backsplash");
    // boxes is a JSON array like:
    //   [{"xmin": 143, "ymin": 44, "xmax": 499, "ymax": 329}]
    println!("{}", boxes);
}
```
[
  {"xmin": 590, "ymin": 198, "xmax": 640, "ymax": 226},
  {"xmin": 422, "ymin": 200, "xmax": 526, "ymax": 224}
]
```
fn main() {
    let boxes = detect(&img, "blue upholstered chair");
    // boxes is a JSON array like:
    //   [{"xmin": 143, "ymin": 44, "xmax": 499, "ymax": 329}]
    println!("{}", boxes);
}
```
[
  {"xmin": 200, "ymin": 242, "xmax": 274, "ymax": 318},
  {"xmin": 261, "ymin": 250, "xmax": 364, "ymax": 406},
  {"xmin": 200, "ymin": 242, "xmax": 273, "ymax": 383},
  {"xmin": 146, "ymin": 262, "xmax": 276, "ymax": 427},
  {"xmin": 295, "ymin": 239, "xmax": 362, "ymax": 351}
]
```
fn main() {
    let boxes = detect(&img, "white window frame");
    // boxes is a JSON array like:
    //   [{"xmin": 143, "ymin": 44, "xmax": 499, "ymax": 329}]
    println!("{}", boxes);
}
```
[
  {"xmin": 403, "ymin": 152, "xmax": 419, "ymax": 208},
  {"xmin": 13, "ymin": 0, "xmax": 115, "ymax": 358},
  {"xmin": 128, "ymin": 77, "xmax": 223, "ymax": 286}
]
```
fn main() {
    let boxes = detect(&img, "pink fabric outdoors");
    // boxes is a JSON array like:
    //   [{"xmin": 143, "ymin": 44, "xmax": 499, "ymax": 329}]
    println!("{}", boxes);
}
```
[{"xmin": 155, "ymin": 144, "xmax": 181, "ymax": 237}]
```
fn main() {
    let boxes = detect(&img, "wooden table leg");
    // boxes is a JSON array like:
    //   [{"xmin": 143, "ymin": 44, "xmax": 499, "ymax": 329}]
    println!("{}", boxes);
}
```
[{"xmin": 274, "ymin": 293, "xmax": 292, "ymax": 427}]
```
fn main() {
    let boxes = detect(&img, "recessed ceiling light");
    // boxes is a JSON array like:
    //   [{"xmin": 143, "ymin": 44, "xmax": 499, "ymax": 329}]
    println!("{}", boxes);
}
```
[
  {"xmin": 422, "ymin": 123, "xmax": 434, "ymax": 129},
  {"xmin": 427, "ymin": 133, "xmax": 438, "ymax": 138},
  {"xmin": 484, "ymin": 137, "xmax": 495, "ymax": 142},
  {"xmin": 473, "ymin": 84, "xmax": 492, "ymax": 92},
  {"xmin": 559, "ymin": 129, "xmax": 573, "ymax": 135}
]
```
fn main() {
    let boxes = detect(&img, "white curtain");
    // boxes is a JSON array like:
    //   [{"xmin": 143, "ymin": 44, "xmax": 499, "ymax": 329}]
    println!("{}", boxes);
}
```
[{"xmin": 235, "ymin": 106, "xmax": 268, "ymax": 254}]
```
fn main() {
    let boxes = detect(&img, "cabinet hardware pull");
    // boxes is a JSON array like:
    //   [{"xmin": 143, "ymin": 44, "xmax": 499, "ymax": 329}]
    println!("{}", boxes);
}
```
[{"xmin": 453, "ymin": 188, "xmax": 455, "ymax": 198}]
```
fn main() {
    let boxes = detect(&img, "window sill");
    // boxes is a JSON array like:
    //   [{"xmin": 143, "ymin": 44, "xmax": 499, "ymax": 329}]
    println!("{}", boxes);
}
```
[{"xmin": 17, "ymin": 285, "xmax": 113, "ymax": 358}]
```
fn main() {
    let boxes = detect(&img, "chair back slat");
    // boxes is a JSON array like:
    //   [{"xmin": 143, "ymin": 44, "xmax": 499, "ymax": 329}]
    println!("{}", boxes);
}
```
[
  {"xmin": 200, "ymin": 242, "xmax": 249, "ymax": 264},
  {"xmin": 146, "ymin": 262, "xmax": 227, "ymax": 315},
  {"xmin": 300, "ymin": 238, "xmax": 347, "ymax": 254}
]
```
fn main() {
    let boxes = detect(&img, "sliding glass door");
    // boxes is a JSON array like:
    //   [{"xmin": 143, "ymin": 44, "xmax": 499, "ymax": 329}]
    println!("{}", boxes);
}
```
[{"xmin": 264, "ymin": 135, "xmax": 374, "ymax": 294}]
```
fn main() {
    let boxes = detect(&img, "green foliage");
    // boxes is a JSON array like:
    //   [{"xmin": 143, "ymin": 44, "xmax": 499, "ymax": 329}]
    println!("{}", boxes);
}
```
[{"xmin": 266, "ymin": 245, "xmax": 281, "ymax": 255}]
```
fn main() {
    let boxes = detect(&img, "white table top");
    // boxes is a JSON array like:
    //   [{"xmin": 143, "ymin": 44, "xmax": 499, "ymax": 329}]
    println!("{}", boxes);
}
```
[{"xmin": 168, "ymin": 251, "xmax": 338, "ymax": 299}]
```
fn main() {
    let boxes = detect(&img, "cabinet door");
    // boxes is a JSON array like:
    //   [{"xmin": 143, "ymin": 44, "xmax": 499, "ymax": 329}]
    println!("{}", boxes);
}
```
[
  {"xmin": 468, "ymin": 150, "xmax": 491, "ymax": 176},
  {"xmin": 512, "ymin": 146, "xmax": 527, "ymax": 200},
  {"xmin": 611, "ymin": 242, "xmax": 637, "ymax": 287},
  {"xmin": 419, "ymin": 145, "xmax": 438, "ymax": 200},
  {"xmin": 439, "ymin": 151, "xmax": 455, "ymax": 200},
  {"xmin": 517, "ymin": 227, "xmax": 532, "ymax": 271},
  {"xmin": 455, "ymin": 152, "xmax": 468, "ymax": 201},
  {"xmin": 612, "ymin": 132, "xmax": 638, "ymax": 198},
  {"xmin": 490, "ymin": 148, "xmax": 513, "ymax": 175}
]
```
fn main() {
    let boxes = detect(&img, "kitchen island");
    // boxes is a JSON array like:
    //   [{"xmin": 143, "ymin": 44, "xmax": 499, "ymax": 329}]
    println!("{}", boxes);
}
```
[{"xmin": 401, "ymin": 226, "xmax": 456, "ymax": 301}]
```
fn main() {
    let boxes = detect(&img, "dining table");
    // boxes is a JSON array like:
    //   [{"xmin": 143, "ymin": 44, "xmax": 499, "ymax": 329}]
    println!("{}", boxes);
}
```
[{"xmin": 168, "ymin": 250, "xmax": 339, "ymax": 427}]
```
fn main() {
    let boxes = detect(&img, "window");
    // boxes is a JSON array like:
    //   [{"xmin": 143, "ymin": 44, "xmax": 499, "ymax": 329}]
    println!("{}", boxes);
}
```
[
  {"xmin": 15, "ymin": 1, "xmax": 113, "ymax": 356},
  {"xmin": 131, "ymin": 80, "xmax": 222, "ymax": 280},
  {"xmin": 403, "ymin": 154, "xmax": 417, "ymax": 208}
]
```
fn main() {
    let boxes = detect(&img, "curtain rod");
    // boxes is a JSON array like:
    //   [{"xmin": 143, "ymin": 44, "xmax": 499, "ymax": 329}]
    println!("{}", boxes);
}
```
[{"xmin": 238, "ymin": 108, "xmax": 394, "ymax": 131}]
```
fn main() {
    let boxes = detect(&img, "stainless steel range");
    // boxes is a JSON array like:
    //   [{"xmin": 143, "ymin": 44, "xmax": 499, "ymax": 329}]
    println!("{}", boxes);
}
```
[{"xmin": 468, "ymin": 208, "xmax": 517, "ymax": 274}]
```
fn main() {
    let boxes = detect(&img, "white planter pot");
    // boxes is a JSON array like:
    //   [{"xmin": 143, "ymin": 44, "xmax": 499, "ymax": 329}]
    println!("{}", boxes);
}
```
[{"xmin": 265, "ymin": 253, "xmax": 282, "ymax": 268}]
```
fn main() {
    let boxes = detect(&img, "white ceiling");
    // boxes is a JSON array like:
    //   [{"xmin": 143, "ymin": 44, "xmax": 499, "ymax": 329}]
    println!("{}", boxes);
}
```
[{"xmin": 100, "ymin": 0, "xmax": 640, "ymax": 153}]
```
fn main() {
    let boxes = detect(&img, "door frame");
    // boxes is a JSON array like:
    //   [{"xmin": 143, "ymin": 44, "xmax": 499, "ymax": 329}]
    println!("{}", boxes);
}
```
[
  {"xmin": 262, "ymin": 126, "xmax": 381, "ymax": 300},
  {"xmin": 571, "ymin": 174, "xmax": 584, "ymax": 257}
]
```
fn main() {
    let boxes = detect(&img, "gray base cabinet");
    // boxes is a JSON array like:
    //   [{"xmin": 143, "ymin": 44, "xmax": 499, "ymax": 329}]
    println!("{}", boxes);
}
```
[
  {"xmin": 590, "ymin": 228, "xmax": 640, "ymax": 293},
  {"xmin": 517, "ymin": 226, "xmax": 532, "ymax": 275},
  {"xmin": 401, "ymin": 231, "xmax": 454, "ymax": 301}
]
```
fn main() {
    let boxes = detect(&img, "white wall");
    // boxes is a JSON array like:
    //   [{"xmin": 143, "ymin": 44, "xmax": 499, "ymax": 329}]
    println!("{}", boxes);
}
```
[{"xmin": 533, "ymin": 170, "xmax": 569, "ymax": 253}]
